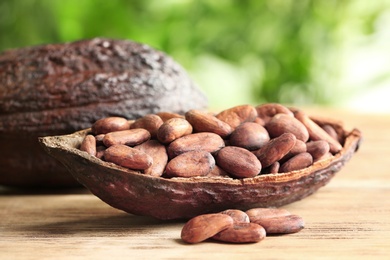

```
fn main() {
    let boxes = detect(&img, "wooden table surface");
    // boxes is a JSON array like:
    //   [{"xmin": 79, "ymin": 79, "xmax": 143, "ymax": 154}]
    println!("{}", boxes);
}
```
[{"xmin": 1, "ymin": 108, "xmax": 389, "ymax": 260}]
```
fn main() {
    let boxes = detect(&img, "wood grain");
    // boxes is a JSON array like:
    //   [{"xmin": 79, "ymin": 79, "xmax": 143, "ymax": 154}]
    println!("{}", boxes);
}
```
[{"xmin": 1, "ymin": 108, "xmax": 389, "ymax": 259}]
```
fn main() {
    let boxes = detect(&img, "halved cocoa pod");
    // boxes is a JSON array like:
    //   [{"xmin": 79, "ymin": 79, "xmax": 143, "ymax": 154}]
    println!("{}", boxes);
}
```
[
  {"xmin": 39, "ymin": 115, "xmax": 361, "ymax": 220},
  {"xmin": 0, "ymin": 38, "xmax": 208, "ymax": 187}
]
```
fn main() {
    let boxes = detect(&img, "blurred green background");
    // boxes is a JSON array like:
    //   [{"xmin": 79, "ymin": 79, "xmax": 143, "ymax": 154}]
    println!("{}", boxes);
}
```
[{"xmin": 1, "ymin": 0, "xmax": 390, "ymax": 111}]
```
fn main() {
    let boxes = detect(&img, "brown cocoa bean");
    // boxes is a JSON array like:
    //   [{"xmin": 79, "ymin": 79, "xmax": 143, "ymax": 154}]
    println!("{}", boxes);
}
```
[
  {"xmin": 205, "ymin": 165, "xmax": 230, "ymax": 178},
  {"xmin": 282, "ymin": 139, "xmax": 307, "ymax": 161},
  {"xmin": 216, "ymin": 105, "xmax": 257, "ymax": 129},
  {"xmin": 322, "ymin": 124, "xmax": 340, "ymax": 142},
  {"xmin": 216, "ymin": 146, "xmax": 262, "ymax": 178},
  {"xmin": 165, "ymin": 151, "xmax": 215, "ymax": 178},
  {"xmin": 253, "ymin": 133, "xmax": 296, "ymax": 168},
  {"xmin": 245, "ymin": 208, "xmax": 291, "ymax": 222},
  {"xmin": 168, "ymin": 132, "xmax": 225, "ymax": 158},
  {"xmin": 96, "ymin": 146, "xmax": 106, "ymax": 159},
  {"xmin": 92, "ymin": 117, "xmax": 130, "ymax": 135},
  {"xmin": 212, "ymin": 223, "xmax": 266, "ymax": 243},
  {"xmin": 157, "ymin": 118, "xmax": 193, "ymax": 144},
  {"xmin": 95, "ymin": 134, "xmax": 105, "ymax": 145},
  {"xmin": 306, "ymin": 140, "xmax": 330, "ymax": 160},
  {"xmin": 104, "ymin": 144, "xmax": 152, "ymax": 170},
  {"xmin": 130, "ymin": 114, "xmax": 163, "ymax": 139},
  {"xmin": 80, "ymin": 135, "xmax": 96, "ymax": 156},
  {"xmin": 229, "ymin": 122, "xmax": 270, "ymax": 150},
  {"xmin": 263, "ymin": 161, "xmax": 280, "ymax": 174},
  {"xmin": 251, "ymin": 214, "xmax": 305, "ymax": 234},
  {"xmin": 220, "ymin": 209, "xmax": 250, "ymax": 224},
  {"xmin": 266, "ymin": 113, "xmax": 309, "ymax": 142},
  {"xmin": 181, "ymin": 214, "xmax": 234, "ymax": 244},
  {"xmin": 279, "ymin": 152, "xmax": 313, "ymax": 173},
  {"xmin": 294, "ymin": 111, "xmax": 342, "ymax": 154},
  {"xmin": 134, "ymin": 140, "xmax": 168, "ymax": 177},
  {"xmin": 102, "ymin": 129, "xmax": 151, "ymax": 147},
  {"xmin": 185, "ymin": 109, "xmax": 232, "ymax": 138},
  {"xmin": 155, "ymin": 112, "xmax": 184, "ymax": 122},
  {"xmin": 255, "ymin": 103, "xmax": 294, "ymax": 124}
]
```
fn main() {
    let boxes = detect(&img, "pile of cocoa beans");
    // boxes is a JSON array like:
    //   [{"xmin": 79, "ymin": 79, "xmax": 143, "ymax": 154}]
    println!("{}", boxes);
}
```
[
  {"xmin": 79, "ymin": 103, "xmax": 343, "ymax": 178},
  {"xmin": 181, "ymin": 207, "xmax": 304, "ymax": 244}
]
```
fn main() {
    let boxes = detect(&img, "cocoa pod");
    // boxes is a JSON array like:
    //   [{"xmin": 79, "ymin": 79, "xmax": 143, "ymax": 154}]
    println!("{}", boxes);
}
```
[
  {"xmin": 279, "ymin": 152, "xmax": 313, "ymax": 173},
  {"xmin": 134, "ymin": 140, "xmax": 168, "ymax": 177},
  {"xmin": 229, "ymin": 122, "xmax": 270, "ymax": 150},
  {"xmin": 181, "ymin": 214, "xmax": 234, "ymax": 244},
  {"xmin": 185, "ymin": 109, "xmax": 232, "ymax": 138},
  {"xmin": 165, "ymin": 151, "xmax": 215, "ymax": 178},
  {"xmin": 266, "ymin": 113, "xmax": 309, "ymax": 142},
  {"xmin": 216, "ymin": 105, "xmax": 257, "ymax": 129},
  {"xmin": 102, "ymin": 129, "xmax": 151, "ymax": 147},
  {"xmin": 130, "ymin": 114, "xmax": 163, "ymax": 139},
  {"xmin": 216, "ymin": 146, "xmax": 261, "ymax": 178},
  {"xmin": 157, "ymin": 118, "xmax": 193, "ymax": 144},
  {"xmin": 39, "ymin": 103, "xmax": 362, "ymax": 220},
  {"xmin": 212, "ymin": 223, "xmax": 266, "ymax": 243},
  {"xmin": 104, "ymin": 144, "xmax": 152, "ymax": 170},
  {"xmin": 253, "ymin": 133, "xmax": 297, "ymax": 168},
  {"xmin": 250, "ymin": 214, "xmax": 305, "ymax": 234},
  {"xmin": 167, "ymin": 132, "xmax": 225, "ymax": 158},
  {"xmin": 0, "ymin": 37, "xmax": 208, "ymax": 187}
]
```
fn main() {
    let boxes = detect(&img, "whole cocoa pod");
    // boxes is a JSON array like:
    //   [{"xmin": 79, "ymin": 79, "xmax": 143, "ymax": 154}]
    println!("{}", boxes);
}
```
[{"xmin": 0, "ymin": 38, "xmax": 207, "ymax": 187}]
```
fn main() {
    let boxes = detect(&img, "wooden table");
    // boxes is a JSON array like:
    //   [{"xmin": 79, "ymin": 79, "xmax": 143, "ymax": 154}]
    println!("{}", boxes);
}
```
[{"xmin": 1, "ymin": 108, "xmax": 389, "ymax": 259}]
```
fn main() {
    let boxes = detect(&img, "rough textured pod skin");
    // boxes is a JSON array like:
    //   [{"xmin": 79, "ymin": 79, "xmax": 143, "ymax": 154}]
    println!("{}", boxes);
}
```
[
  {"xmin": 181, "ymin": 214, "xmax": 234, "ymax": 244},
  {"xmin": 0, "ymin": 38, "xmax": 208, "ymax": 187},
  {"xmin": 39, "ymin": 115, "xmax": 362, "ymax": 220}
]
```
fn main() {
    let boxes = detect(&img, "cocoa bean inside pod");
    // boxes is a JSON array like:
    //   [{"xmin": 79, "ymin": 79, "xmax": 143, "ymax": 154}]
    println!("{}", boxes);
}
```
[
  {"xmin": 39, "ymin": 103, "xmax": 362, "ymax": 219},
  {"xmin": 0, "ymin": 38, "xmax": 208, "ymax": 187}
]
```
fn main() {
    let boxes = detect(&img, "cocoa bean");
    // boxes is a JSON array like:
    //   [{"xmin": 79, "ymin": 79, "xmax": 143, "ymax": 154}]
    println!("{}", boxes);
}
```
[
  {"xmin": 212, "ymin": 222, "xmax": 266, "ymax": 243},
  {"xmin": 102, "ymin": 129, "xmax": 151, "ymax": 147},
  {"xmin": 250, "ymin": 214, "xmax": 305, "ymax": 234},
  {"xmin": 167, "ymin": 132, "xmax": 225, "ymax": 158},
  {"xmin": 306, "ymin": 140, "xmax": 330, "ymax": 160},
  {"xmin": 157, "ymin": 118, "xmax": 193, "ymax": 144},
  {"xmin": 165, "ymin": 151, "xmax": 215, "ymax": 178},
  {"xmin": 80, "ymin": 135, "xmax": 96, "ymax": 156},
  {"xmin": 279, "ymin": 152, "xmax": 313, "ymax": 173},
  {"xmin": 255, "ymin": 103, "xmax": 294, "ymax": 124},
  {"xmin": 92, "ymin": 117, "xmax": 130, "ymax": 135},
  {"xmin": 216, "ymin": 146, "xmax": 262, "ymax": 178},
  {"xmin": 155, "ymin": 112, "xmax": 184, "ymax": 122},
  {"xmin": 130, "ymin": 114, "xmax": 163, "ymax": 139},
  {"xmin": 205, "ymin": 165, "xmax": 230, "ymax": 178},
  {"xmin": 216, "ymin": 105, "xmax": 258, "ymax": 129},
  {"xmin": 294, "ymin": 111, "xmax": 342, "ymax": 153},
  {"xmin": 104, "ymin": 144, "xmax": 152, "ymax": 170},
  {"xmin": 185, "ymin": 109, "xmax": 232, "ymax": 138},
  {"xmin": 229, "ymin": 122, "xmax": 270, "ymax": 150},
  {"xmin": 266, "ymin": 113, "xmax": 309, "ymax": 142},
  {"xmin": 220, "ymin": 209, "xmax": 250, "ymax": 224},
  {"xmin": 181, "ymin": 214, "xmax": 234, "ymax": 244},
  {"xmin": 245, "ymin": 208, "xmax": 291, "ymax": 222},
  {"xmin": 134, "ymin": 140, "xmax": 168, "ymax": 177},
  {"xmin": 253, "ymin": 133, "xmax": 296, "ymax": 168}
]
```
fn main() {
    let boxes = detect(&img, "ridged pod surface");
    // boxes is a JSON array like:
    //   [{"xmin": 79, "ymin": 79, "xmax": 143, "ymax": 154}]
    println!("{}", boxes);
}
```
[{"xmin": 0, "ymin": 38, "xmax": 207, "ymax": 187}]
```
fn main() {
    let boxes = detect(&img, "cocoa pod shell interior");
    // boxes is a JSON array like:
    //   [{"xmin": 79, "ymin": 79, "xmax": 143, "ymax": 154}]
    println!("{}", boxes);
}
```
[{"xmin": 39, "ymin": 116, "xmax": 362, "ymax": 220}]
